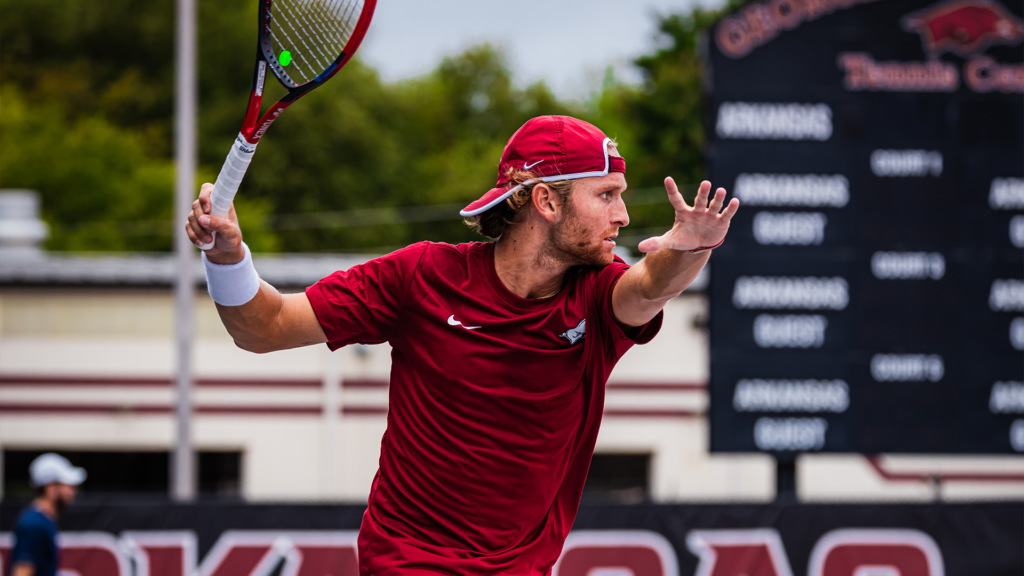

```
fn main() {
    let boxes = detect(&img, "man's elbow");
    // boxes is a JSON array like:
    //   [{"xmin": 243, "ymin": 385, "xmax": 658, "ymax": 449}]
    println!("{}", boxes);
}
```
[{"xmin": 233, "ymin": 337, "xmax": 279, "ymax": 354}]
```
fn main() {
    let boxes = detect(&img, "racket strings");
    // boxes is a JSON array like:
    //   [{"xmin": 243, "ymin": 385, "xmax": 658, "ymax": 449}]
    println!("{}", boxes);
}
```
[
  {"xmin": 270, "ymin": 0, "xmax": 365, "ymax": 85},
  {"xmin": 273, "ymin": 0, "xmax": 357, "ymax": 81},
  {"xmin": 269, "ymin": 28, "xmax": 314, "ymax": 82},
  {"xmin": 305, "ymin": 5, "xmax": 350, "ymax": 53},
  {"xmin": 299, "ymin": 0, "xmax": 350, "ymax": 48},
  {"xmin": 277, "ymin": 2, "xmax": 334, "ymax": 72}
]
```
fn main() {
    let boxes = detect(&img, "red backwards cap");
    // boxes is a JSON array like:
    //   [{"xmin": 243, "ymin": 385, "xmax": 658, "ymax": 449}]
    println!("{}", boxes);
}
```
[{"xmin": 460, "ymin": 115, "xmax": 626, "ymax": 217}]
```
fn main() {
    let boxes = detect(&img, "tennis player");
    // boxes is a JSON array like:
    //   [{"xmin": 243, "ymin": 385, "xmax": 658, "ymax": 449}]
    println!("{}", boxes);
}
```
[{"xmin": 186, "ymin": 115, "xmax": 738, "ymax": 574}]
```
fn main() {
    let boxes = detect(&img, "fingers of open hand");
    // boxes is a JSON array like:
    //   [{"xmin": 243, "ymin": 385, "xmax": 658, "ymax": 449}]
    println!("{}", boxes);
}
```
[
  {"xmin": 720, "ymin": 197, "xmax": 740, "ymax": 224},
  {"xmin": 708, "ymin": 187, "xmax": 727, "ymax": 213},
  {"xmin": 637, "ymin": 235, "xmax": 666, "ymax": 253},
  {"xmin": 693, "ymin": 181, "xmax": 712, "ymax": 213},
  {"xmin": 664, "ymin": 177, "xmax": 688, "ymax": 211}
]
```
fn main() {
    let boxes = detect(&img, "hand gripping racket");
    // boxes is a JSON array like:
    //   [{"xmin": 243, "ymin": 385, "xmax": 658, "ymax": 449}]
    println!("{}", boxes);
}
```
[{"xmin": 200, "ymin": 0, "xmax": 376, "ymax": 250}]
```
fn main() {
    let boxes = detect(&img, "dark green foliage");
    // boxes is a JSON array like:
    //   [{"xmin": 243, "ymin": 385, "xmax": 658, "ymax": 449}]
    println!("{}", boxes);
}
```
[
  {"xmin": 0, "ymin": 0, "xmax": 731, "ymax": 253},
  {"xmin": 599, "ymin": 7, "xmax": 741, "ymax": 242}
]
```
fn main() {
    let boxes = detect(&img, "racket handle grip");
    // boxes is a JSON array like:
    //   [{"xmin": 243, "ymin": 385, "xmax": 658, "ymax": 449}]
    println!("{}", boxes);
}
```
[{"xmin": 201, "ymin": 133, "xmax": 258, "ymax": 251}]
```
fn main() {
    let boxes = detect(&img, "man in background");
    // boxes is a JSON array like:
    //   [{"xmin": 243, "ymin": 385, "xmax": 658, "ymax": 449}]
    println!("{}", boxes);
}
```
[{"xmin": 6, "ymin": 453, "xmax": 86, "ymax": 576}]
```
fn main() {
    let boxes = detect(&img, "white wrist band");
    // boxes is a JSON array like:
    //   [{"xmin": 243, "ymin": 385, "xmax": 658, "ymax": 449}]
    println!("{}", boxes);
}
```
[{"xmin": 202, "ymin": 242, "xmax": 261, "ymax": 306}]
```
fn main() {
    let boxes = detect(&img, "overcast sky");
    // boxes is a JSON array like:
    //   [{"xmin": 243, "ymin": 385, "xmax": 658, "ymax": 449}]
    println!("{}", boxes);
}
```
[{"xmin": 358, "ymin": 0, "xmax": 726, "ymax": 100}]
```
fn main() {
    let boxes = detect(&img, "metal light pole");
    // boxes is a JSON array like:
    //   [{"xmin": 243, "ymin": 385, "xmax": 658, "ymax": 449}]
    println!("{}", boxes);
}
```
[{"xmin": 172, "ymin": 0, "xmax": 197, "ymax": 501}]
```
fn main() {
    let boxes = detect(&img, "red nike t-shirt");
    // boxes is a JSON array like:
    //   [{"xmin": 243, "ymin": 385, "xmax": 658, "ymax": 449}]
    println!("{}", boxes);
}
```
[{"xmin": 305, "ymin": 241, "xmax": 662, "ymax": 575}]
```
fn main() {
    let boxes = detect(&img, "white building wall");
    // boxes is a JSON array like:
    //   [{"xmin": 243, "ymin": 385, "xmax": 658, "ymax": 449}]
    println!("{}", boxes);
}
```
[{"xmin": 1, "ymin": 287, "xmax": 1022, "ymax": 502}]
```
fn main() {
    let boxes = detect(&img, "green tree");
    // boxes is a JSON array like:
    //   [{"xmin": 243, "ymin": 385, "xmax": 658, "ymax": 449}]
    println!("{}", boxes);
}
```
[
  {"xmin": 1, "ymin": 86, "xmax": 175, "ymax": 251},
  {"xmin": 1, "ymin": 0, "xmax": 737, "ymax": 254},
  {"xmin": 232, "ymin": 45, "xmax": 576, "ymax": 252},
  {"xmin": 602, "ymin": 6, "xmax": 747, "ymax": 248}
]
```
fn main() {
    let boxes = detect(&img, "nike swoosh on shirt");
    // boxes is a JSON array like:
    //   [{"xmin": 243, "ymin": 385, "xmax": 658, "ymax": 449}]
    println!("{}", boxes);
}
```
[
  {"xmin": 523, "ymin": 160, "xmax": 544, "ymax": 169},
  {"xmin": 447, "ymin": 315, "xmax": 482, "ymax": 330}
]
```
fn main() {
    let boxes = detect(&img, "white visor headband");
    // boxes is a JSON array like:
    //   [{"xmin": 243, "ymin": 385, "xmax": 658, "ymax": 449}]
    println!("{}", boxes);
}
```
[{"xmin": 460, "ymin": 137, "xmax": 615, "ymax": 217}]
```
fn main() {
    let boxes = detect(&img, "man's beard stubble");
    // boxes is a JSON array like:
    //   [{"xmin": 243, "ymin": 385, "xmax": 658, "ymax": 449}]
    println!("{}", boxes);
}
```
[{"xmin": 545, "ymin": 201, "xmax": 613, "ymax": 268}]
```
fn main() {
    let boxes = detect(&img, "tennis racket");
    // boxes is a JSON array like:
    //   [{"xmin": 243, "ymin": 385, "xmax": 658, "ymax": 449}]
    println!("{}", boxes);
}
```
[{"xmin": 200, "ymin": 0, "xmax": 376, "ymax": 250}]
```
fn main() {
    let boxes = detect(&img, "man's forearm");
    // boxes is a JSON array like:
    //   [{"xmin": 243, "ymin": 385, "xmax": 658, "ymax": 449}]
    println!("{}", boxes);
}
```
[
  {"xmin": 615, "ymin": 177, "xmax": 736, "ymax": 326},
  {"xmin": 635, "ymin": 248, "xmax": 711, "ymax": 302},
  {"xmin": 215, "ymin": 281, "xmax": 286, "ymax": 353},
  {"xmin": 188, "ymin": 184, "xmax": 327, "ymax": 353},
  {"xmin": 214, "ymin": 281, "xmax": 328, "ymax": 353},
  {"xmin": 613, "ymin": 248, "xmax": 711, "ymax": 327}
]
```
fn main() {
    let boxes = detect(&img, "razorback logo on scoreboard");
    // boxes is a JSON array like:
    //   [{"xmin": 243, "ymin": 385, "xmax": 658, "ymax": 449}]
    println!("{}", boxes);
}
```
[
  {"xmin": 0, "ymin": 528, "xmax": 945, "ymax": 576},
  {"xmin": 901, "ymin": 0, "xmax": 1024, "ymax": 57},
  {"xmin": 836, "ymin": 0, "xmax": 1024, "ymax": 93}
]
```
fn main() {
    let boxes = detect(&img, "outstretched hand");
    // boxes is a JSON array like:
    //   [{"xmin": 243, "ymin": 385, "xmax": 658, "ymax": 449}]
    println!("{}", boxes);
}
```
[{"xmin": 637, "ymin": 178, "xmax": 740, "ymax": 254}]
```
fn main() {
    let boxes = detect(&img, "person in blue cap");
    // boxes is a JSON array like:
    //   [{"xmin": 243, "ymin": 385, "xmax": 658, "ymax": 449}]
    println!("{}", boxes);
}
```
[{"xmin": 7, "ymin": 453, "xmax": 86, "ymax": 576}]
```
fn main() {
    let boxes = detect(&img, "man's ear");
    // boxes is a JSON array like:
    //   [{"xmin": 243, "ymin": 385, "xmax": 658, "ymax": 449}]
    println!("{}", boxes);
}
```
[{"xmin": 531, "ymin": 183, "xmax": 559, "ymax": 223}]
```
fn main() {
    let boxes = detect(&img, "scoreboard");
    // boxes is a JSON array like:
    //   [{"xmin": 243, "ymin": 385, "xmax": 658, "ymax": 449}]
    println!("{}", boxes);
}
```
[{"xmin": 706, "ymin": 0, "xmax": 1024, "ymax": 453}]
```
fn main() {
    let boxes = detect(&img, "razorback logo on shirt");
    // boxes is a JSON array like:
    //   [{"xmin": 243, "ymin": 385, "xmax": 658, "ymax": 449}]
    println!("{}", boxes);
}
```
[{"xmin": 559, "ymin": 319, "xmax": 587, "ymax": 344}]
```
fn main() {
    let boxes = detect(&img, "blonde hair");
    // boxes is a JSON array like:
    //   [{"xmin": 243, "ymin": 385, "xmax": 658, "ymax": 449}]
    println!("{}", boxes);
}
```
[{"xmin": 464, "ymin": 168, "xmax": 575, "ymax": 239}]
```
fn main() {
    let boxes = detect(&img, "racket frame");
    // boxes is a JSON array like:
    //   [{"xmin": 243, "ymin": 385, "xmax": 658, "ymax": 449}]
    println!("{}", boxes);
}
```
[
  {"xmin": 200, "ymin": 0, "xmax": 375, "ymax": 250},
  {"xmin": 240, "ymin": 0, "xmax": 376, "ymax": 145}
]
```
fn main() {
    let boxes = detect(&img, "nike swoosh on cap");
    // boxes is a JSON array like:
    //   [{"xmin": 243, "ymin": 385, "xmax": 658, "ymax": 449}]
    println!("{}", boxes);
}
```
[
  {"xmin": 523, "ymin": 160, "xmax": 544, "ymax": 169},
  {"xmin": 447, "ymin": 314, "xmax": 481, "ymax": 330}
]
